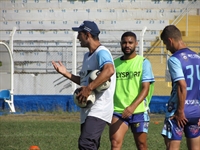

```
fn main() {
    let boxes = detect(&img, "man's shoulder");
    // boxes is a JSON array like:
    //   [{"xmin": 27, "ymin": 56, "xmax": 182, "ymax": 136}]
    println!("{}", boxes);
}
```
[
  {"xmin": 136, "ymin": 55, "xmax": 144, "ymax": 59},
  {"xmin": 135, "ymin": 55, "xmax": 150, "ymax": 65},
  {"xmin": 95, "ymin": 46, "xmax": 111, "ymax": 55},
  {"xmin": 136, "ymin": 55, "xmax": 147, "ymax": 63},
  {"xmin": 96, "ymin": 45, "xmax": 109, "ymax": 51}
]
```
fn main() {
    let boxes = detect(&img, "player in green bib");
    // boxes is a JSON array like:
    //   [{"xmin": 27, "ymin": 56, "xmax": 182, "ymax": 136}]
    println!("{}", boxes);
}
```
[{"xmin": 109, "ymin": 31, "xmax": 155, "ymax": 150}]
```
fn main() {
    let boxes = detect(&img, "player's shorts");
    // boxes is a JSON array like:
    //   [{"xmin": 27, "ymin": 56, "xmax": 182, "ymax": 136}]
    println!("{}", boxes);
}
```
[
  {"xmin": 161, "ymin": 117, "xmax": 200, "ymax": 140},
  {"xmin": 113, "ymin": 112, "xmax": 149, "ymax": 133},
  {"xmin": 79, "ymin": 116, "xmax": 107, "ymax": 150}
]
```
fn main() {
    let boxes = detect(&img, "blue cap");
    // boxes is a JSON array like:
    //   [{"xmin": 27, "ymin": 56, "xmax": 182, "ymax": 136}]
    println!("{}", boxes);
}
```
[{"xmin": 72, "ymin": 21, "xmax": 100, "ymax": 36}]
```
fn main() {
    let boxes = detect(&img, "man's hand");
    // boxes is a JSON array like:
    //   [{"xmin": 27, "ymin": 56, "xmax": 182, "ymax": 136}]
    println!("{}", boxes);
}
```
[
  {"xmin": 122, "ymin": 105, "xmax": 136, "ymax": 119},
  {"xmin": 52, "ymin": 61, "xmax": 67, "ymax": 75},
  {"xmin": 77, "ymin": 86, "xmax": 92, "ymax": 104},
  {"xmin": 170, "ymin": 111, "xmax": 188, "ymax": 128}
]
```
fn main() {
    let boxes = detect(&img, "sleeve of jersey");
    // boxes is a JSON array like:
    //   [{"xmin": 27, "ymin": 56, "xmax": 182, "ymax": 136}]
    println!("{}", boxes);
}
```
[
  {"xmin": 142, "ymin": 59, "xmax": 155, "ymax": 83},
  {"xmin": 168, "ymin": 57, "xmax": 185, "ymax": 82},
  {"xmin": 96, "ymin": 50, "xmax": 114, "ymax": 69}
]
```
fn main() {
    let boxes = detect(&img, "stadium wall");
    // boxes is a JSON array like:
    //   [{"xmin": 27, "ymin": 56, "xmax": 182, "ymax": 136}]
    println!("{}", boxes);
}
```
[
  {"xmin": 0, "ymin": 95, "xmax": 169, "ymax": 114},
  {"xmin": 1, "ymin": 0, "xmax": 199, "ymax": 114},
  {"xmin": 1, "ymin": 0, "xmax": 199, "ymax": 96}
]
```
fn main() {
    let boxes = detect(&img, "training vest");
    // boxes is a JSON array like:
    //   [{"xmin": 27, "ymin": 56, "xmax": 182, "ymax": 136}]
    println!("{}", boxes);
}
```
[{"xmin": 114, "ymin": 55, "xmax": 154, "ymax": 114}]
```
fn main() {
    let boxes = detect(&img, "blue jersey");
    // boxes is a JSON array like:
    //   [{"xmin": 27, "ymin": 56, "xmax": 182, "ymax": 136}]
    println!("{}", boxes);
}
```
[{"xmin": 166, "ymin": 48, "xmax": 200, "ymax": 119}]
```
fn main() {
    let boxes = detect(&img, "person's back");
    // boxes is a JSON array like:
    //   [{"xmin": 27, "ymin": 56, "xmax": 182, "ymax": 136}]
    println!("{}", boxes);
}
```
[
  {"xmin": 170, "ymin": 48, "xmax": 200, "ymax": 118},
  {"xmin": 160, "ymin": 24, "xmax": 200, "ymax": 150}
]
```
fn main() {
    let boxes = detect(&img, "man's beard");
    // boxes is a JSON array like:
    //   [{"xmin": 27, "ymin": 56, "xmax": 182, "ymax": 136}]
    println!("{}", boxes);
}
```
[{"xmin": 122, "ymin": 48, "xmax": 135, "ymax": 56}]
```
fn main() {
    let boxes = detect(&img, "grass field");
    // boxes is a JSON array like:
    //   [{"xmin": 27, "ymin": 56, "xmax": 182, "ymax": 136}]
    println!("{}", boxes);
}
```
[{"xmin": 0, "ymin": 112, "xmax": 187, "ymax": 150}]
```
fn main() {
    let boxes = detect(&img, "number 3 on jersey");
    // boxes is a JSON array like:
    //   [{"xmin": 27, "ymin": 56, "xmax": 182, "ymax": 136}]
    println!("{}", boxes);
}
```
[{"xmin": 186, "ymin": 65, "xmax": 200, "ymax": 90}]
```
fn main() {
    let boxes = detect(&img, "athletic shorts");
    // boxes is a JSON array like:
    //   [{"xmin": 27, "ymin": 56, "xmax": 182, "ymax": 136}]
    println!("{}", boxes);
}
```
[
  {"xmin": 161, "ymin": 117, "xmax": 200, "ymax": 140},
  {"xmin": 79, "ymin": 116, "xmax": 107, "ymax": 150},
  {"xmin": 113, "ymin": 112, "xmax": 149, "ymax": 133}
]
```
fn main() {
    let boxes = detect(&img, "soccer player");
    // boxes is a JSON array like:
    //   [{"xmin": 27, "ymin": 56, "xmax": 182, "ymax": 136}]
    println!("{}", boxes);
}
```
[
  {"xmin": 160, "ymin": 25, "xmax": 200, "ymax": 150},
  {"xmin": 52, "ymin": 21, "xmax": 116, "ymax": 150},
  {"xmin": 109, "ymin": 31, "xmax": 155, "ymax": 150}
]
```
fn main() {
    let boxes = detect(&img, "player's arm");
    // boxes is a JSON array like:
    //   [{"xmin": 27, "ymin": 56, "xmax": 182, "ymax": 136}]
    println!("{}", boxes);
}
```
[
  {"xmin": 52, "ymin": 61, "xmax": 80, "ymax": 85},
  {"xmin": 77, "ymin": 50, "xmax": 115, "ymax": 102},
  {"xmin": 88, "ymin": 63, "xmax": 114, "ymax": 91},
  {"xmin": 168, "ymin": 57, "xmax": 188, "ymax": 127},
  {"xmin": 88, "ymin": 49, "xmax": 115, "ymax": 91},
  {"xmin": 79, "ymin": 63, "xmax": 114, "ymax": 97},
  {"xmin": 131, "ymin": 59, "xmax": 154, "ymax": 108},
  {"xmin": 122, "ymin": 59, "xmax": 154, "ymax": 118},
  {"xmin": 122, "ymin": 82, "xmax": 150, "ymax": 119},
  {"xmin": 78, "ymin": 63, "xmax": 114, "ymax": 102},
  {"xmin": 175, "ymin": 79, "xmax": 188, "ymax": 127},
  {"xmin": 132, "ymin": 82, "xmax": 150, "ymax": 106}
]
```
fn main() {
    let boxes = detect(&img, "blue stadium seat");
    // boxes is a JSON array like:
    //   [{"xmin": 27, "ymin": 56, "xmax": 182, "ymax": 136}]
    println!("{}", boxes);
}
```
[{"xmin": 0, "ymin": 89, "xmax": 16, "ymax": 112}]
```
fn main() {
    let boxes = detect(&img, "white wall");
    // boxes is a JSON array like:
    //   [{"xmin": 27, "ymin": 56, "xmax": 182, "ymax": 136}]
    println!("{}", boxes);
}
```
[{"xmin": 0, "ymin": 0, "xmax": 199, "ymax": 94}]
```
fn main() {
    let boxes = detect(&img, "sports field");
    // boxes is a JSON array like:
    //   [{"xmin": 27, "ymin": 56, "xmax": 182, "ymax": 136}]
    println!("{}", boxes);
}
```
[{"xmin": 0, "ymin": 112, "xmax": 187, "ymax": 150}]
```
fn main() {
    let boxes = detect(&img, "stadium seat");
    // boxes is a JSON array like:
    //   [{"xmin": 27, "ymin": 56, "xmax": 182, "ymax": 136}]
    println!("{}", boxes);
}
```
[{"xmin": 0, "ymin": 89, "xmax": 16, "ymax": 112}]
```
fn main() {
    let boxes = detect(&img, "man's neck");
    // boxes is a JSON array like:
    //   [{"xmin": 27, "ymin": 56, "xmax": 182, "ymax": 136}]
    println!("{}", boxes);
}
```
[
  {"xmin": 122, "ymin": 53, "xmax": 137, "ymax": 60},
  {"xmin": 89, "ymin": 41, "xmax": 101, "ymax": 53}
]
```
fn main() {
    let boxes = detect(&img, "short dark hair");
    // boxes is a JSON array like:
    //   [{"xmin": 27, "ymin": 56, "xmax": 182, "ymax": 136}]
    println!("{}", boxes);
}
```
[
  {"xmin": 160, "ymin": 25, "xmax": 182, "ymax": 41},
  {"xmin": 90, "ymin": 34, "xmax": 99, "ymax": 40},
  {"xmin": 121, "ymin": 31, "xmax": 137, "ymax": 41},
  {"xmin": 82, "ymin": 30, "xmax": 99, "ymax": 40}
]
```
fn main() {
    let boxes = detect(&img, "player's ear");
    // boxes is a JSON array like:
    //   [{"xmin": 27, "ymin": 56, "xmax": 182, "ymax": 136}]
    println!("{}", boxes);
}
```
[
  {"xmin": 168, "ymin": 38, "xmax": 174, "ymax": 45},
  {"xmin": 168, "ymin": 37, "xmax": 173, "ymax": 42},
  {"xmin": 86, "ymin": 32, "xmax": 91, "ymax": 39}
]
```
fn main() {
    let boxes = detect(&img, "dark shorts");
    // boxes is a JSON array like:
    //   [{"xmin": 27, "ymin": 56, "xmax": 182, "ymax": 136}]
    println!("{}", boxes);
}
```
[
  {"xmin": 78, "ymin": 116, "xmax": 107, "ymax": 150},
  {"xmin": 161, "ymin": 117, "xmax": 200, "ymax": 140},
  {"xmin": 113, "ymin": 112, "xmax": 149, "ymax": 133}
]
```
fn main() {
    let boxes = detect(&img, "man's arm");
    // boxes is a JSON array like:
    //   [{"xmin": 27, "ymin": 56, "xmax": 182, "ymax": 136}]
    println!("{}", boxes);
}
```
[
  {"xmin": 168, "ymin": 57, "xmax": 188, "ymax": 127},
  {"xmin": 77, "ymin": 63, "xmax": 115, "ymax": 102},
  {"xmin": 52, "ymin": 61, "xmax": 80, "ymax": 85},
  {"xmin": 122, "ymin": 58, "xmax": 154, "ymax": 118},
  {"xmin": 173, "ymin": 80, "xmax": 188, "ymax": 127},
  {"xmin": 87, "ymin": 63, "xmax": 115, "ymax": 91},
  {"xmin": 77, "ymin": 49, "xmax": 115, "ymax": 102},
  {"xmin": 122, "ymin": 82, "xmax": 150, "ymax": 118}
]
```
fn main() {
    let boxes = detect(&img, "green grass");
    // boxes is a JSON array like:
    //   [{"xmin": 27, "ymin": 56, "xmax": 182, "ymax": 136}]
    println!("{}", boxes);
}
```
[{"xmin": 0, "ymin": 112, "xmax": 187, "ymax": 150}]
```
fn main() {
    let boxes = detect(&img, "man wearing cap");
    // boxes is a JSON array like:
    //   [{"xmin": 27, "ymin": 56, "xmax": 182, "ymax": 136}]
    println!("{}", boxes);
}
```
[{"xmin": 52, "ymin": 20, "xmax": 116, "ymax": 150}]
